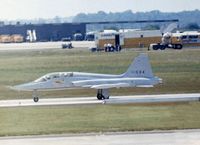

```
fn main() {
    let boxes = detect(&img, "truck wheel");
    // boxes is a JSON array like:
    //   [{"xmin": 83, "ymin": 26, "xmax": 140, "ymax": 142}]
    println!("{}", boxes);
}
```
[
  {"xmin": 119, "ymin": 46, "xmax": 122, "ymax": 51},
  {"xmin": 175, "ymin": 44, "xmax": 182, "ymax": 49},
  {"xmin": 153, "ymin": 45, "xmax": 159, "ymax": 50},
  {"xmin": 111, "ymin": 46, "xmax": 115, "ymax": 52},
  {"xmin": 160, "ymin": 45, "xmax": 166, "ymax": 50},
  {"xmin": 91, "ymin": 48, "xmax": 97, "ymax": 52},
  {"xmin": 105, "ymin": 47, "xmax": 108, "ymax": 52}
]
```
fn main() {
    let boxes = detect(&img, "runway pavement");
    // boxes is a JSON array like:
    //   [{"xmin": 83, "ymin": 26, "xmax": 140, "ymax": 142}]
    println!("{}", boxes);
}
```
[
  {"xmin": 0, "ymin": 41, "xmax": 95, "ymax": 51},
  {"xmin": 0, "ymin": 93, "xmax": 199, "ymax": 108},
  {"xmin": 0, "ymin": 129, "xmax": 200, "ymax": 145}
]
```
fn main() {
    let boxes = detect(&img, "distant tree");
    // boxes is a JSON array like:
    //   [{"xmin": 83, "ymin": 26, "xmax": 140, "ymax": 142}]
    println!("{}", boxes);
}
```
[
  {"xmin": 97, "ymin": 11, "xmax": 107, "ymax": 16},
  {"xmin": 73, "ymin": 13, "xmax": 88, "ymax": 22},
  {"xmin": 185, "ymin": 23, "xmax": 200, "ymax": 30},
  {"xmin": 37, "ymin": 18, "xmax": 46, "ymax": 24},
  {"xmin": 103, "ymin": 26, "xmax": 119, "ymax": 31},
  {"xmin": 143, "ymin": 24, "xmax": 160, "ymax": 30},
  {"xmin": 0, "ymin": 21, "xmax": 5, "ymax": 26},
  {"xmin": 53, "ymin": 16, "xmax": 61, "ymax": 23},
  {"xmin": 16, "ymin": 21, "xmax": 20, "ymax": 25},
  {"xmin": 72, "ymin": 10, "xmax": 200, "ymax": 30}
]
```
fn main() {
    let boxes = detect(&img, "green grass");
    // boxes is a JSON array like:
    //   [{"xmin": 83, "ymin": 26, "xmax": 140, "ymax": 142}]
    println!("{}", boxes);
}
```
[
  {"xmin": 0, "ymin": 48, "xmax": 200, "ymax": 136},
  {"xmin": 0, "ymin": 102, "xmax": 200, "ymax": 136},
  {"xmin": 0, "ymin": 48, "xmax": 199, "ymax": 100}
]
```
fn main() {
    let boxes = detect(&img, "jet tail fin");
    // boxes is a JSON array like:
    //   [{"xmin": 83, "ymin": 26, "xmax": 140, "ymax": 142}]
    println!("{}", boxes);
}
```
[{"xmin": 123, "ymin": 53, "xmax": 154, "ymax": 78}]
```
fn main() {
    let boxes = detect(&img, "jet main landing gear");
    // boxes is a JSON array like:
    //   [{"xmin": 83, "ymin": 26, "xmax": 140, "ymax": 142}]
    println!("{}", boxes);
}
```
[
  {"xmin": 97, "ymin": 89, "xmax": 109, "ymax": 100},
  {"xmin": 32, "ymin": 90, "xmax": 39, "ymax": 102},
  {"xmin": 33, "ymin": 96, "xmax": 39, "ymax": 102}
]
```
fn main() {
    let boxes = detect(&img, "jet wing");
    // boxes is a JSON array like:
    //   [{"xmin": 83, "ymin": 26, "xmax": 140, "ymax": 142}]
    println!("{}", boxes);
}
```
[
  {"xmin": 72, "ymin": 80, "xmax": 130, "ymax": 89},
  {"xmin": 88, "ymin": 83, "xmax": 130, "ymax": 89},
  {"xmin": 90, "ymin": 84, "xmax": 153, "ymax": 89},
  {"xmin": 72, "ymin": 79, "xmax": 153, "ymax": 89},
  {"xmin": 136, "ymin": 85, "xmax": 153, "ymax": 88}
]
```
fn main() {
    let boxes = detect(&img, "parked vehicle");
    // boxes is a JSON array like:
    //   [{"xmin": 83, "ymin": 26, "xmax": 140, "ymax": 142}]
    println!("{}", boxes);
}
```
[
  {"xmin": 62, "ymin": 42, "xmax": 73, "ymax": 49},
  {"xmin": 73, "ymin": 33, "xmax": 83, "ymax": 41}
]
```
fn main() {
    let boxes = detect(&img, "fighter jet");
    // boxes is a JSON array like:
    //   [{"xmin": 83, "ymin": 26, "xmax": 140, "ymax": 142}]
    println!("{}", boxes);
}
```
[{"xmin": 10, "ymin": 53, "xmax": 162, "ymax": 102}]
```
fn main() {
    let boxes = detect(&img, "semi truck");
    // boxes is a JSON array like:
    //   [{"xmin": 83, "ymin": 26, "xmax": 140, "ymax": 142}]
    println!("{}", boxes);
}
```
[{"xmin": 149, "ymin": 32, "xmax": 183, "ymax": 50}]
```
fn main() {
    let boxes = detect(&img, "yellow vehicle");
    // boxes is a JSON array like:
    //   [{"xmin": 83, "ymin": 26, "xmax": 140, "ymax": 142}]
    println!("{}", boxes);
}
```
[
  {"xmin": 10, "ymin": 35, "xmax": 24, "ymax": 43},
  {"xmin": 0, "ymin": 34, "xmax": 24, "ymax": 43},
  {"xmin": 150, "ymin": 32, "xmax": 182, "ymax": 50},
  {"xmin": 0, "ymin": 35, "xmax": 11, "ymax": 43},
  {"xmin": 95, "ymin": 29, "xmax": 162, "ymax": 49},
  {"xmin": 150, "ymin": 31, "xmax": 200, "ymax": 50},
  {"xmin": 172, "ymin": 31, "xmax": 200, "ymax": 46}
]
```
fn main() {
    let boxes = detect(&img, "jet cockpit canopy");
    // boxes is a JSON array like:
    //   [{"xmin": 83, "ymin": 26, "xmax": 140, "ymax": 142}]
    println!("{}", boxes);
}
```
[{"xmin": 34, "ymin": 72, "xmax": 73, "ymax": 82}]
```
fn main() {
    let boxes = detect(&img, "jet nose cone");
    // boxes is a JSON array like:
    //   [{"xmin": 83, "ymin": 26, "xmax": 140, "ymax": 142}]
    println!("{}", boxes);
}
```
[
  {"xmin": 6, "ymin": 85, "xmax": 18, "ymax": 91},
  {"xmin": 9, "ymin": 84, "xmax": 27, "ymax": 91},
  {"xmin": 8, "ymin": 82, "xmax": 36, "ymax": 91}
]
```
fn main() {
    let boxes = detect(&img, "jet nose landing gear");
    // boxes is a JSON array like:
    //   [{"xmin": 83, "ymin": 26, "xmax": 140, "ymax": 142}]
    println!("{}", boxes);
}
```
[{"xmin": 97, "ymin": 89, "xmax": 110, "ymax": 100}]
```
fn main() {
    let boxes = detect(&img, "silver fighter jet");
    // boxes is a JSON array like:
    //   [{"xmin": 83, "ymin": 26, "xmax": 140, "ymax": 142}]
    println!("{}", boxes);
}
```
[{"xmin": 10, "ymin": 53, "xmax": 162, "ymax": 102}]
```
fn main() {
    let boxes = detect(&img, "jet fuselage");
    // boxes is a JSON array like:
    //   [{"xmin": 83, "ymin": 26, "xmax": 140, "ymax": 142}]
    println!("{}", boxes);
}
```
[{"xmin": 14, "ymin": 72, "xmax": 161, "ymax": 91}]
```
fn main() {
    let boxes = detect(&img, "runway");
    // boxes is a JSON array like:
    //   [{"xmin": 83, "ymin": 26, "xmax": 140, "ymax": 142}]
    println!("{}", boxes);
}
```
[
  {"xmin": 0, "ymin": 41, "xmax": 95, "ymax": 51},
  {"xmin": 0, "ymin": 129, "xmax": 200, "ymax": 145},
  {"xmin": 0, "ymin": 93, "xmax": 199, "ymax": 108}
]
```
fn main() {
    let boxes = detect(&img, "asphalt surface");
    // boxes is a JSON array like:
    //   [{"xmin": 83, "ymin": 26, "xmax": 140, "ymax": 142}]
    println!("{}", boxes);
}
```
[
  {"xmin": 0, "ymin": 129, "xmax": 200, "ymax": 145},
  {"xmin": 0, "ymin": 93, "xmax": 199, "ymax": 107},
  {"xmin": 0, "ymin": 41, "xmax": 95, "ymax": 51}
]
